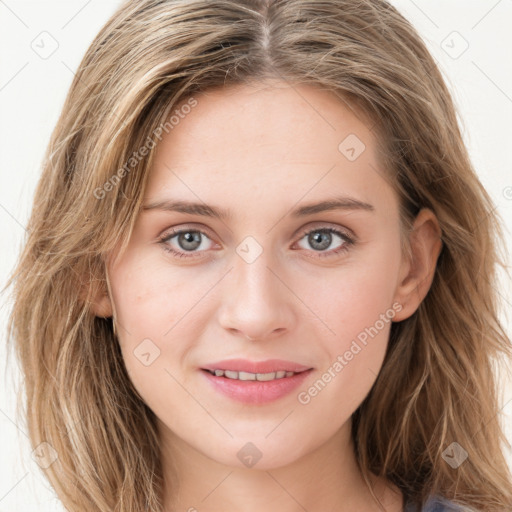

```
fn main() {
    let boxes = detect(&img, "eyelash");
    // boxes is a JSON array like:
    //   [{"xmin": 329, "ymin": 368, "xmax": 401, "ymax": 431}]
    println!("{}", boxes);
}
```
[{"xmin": 158, "ymin": 226, "xmax": 355, "ymax": 260}]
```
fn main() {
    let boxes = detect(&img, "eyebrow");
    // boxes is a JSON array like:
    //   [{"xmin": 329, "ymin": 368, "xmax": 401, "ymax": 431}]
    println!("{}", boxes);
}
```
[{"xmin": 142, "ymin": 195, "xmax": 375, "ymax": 220}]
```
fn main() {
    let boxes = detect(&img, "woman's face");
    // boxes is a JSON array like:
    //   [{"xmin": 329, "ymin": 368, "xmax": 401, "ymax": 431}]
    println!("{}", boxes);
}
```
[{"xmin": 104, "ymin": 80, "xmax": 418, "ymax": 470}]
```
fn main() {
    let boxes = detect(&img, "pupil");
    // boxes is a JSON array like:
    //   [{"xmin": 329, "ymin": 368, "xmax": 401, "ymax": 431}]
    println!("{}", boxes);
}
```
[
  {"xmin": 309, "ymin": 231, "xmax": 331, "ymax": 251},
  {"xmin": 179, "ymin": 231, "xmax": 201, "ymax": 250}
]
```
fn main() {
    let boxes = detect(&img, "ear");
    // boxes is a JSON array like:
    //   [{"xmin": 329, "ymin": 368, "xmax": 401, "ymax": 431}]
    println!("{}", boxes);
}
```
[
  {"xmin": 392, "ymin": 208, "xmax": 443, "ymax": 322},
  {"xmin": 83, "ymin": 273, "xmax": 113, "ymax": 318},
  {"xmin": 90, "ymin": 285, "xmax": 113, "ymax": 318}
]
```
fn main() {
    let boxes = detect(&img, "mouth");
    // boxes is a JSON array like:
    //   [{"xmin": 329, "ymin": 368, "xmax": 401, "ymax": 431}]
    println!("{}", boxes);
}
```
[
  {"xmin": 200, "ymin": 358, "xmax": 313, "ymax": 380},
  {"xmin": 199, "ymin": 359, "xmax": 314, "ymax": 404},
  {"xmin": 202, "ymin": 368, "xmax": 304, "ymax": 381}
]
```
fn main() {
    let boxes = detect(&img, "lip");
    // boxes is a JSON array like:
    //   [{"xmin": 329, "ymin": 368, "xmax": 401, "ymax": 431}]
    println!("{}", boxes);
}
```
[
  {"xmin": 200, "ymin": 359, "xmax": 314, "ymax": 404},
  {"xmin": 201, "ymin": 358, "xmax": 312, "ymax": 374},
  {"xmin": 201, "ymin": 369, "xmax": 313, "ymax": 404}
]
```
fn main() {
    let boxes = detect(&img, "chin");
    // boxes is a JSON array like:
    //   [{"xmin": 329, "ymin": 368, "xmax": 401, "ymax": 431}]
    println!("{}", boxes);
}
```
[{"xmin": 204, "ymin": 436, "xmax": 307, "ymax": 471}]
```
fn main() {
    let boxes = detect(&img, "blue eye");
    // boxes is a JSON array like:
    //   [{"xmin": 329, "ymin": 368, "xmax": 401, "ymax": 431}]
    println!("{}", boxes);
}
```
[
  {"xmin": 158, "ymin": 226, "xmax": 355, "ymax": 260},
  {"xmin": 159, "ymin": 228, "xmax": 215, "ymax": 259},
  {"xmin": 295, "ymin": 227, "xmax": 354, "ymax": 258}
]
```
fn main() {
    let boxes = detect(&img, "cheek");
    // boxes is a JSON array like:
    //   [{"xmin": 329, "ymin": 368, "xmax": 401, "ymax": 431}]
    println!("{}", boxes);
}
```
[
  {"xmin": 296, "ymin": 295, "xmax": 394, "ymax": 434},
  {"xmin": 108, "ymin": 253, "xmax": 225, "ymax": 413},
  {"xmin": 295, "ymin": 244, "xmax": 400, "ymax": 412},
  {"xmin": 307, "ymin": 242, "xmax": 400, "ymax": 347},
  {"xmin": 107, "ymin": 257, "xmax": 184, "ymax": 393},
  {"xmin": 110, "ymin": 251, "xmax": 203, "ymax": 339}
]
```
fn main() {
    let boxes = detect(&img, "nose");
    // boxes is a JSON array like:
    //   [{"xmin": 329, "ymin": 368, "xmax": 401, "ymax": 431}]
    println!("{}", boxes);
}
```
[{"xmin": 217, "ymin": 248, "xmax": 296, "ymax": 342}]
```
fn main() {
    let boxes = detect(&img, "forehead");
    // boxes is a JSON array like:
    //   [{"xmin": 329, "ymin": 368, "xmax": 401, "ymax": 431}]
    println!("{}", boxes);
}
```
[{"xmin": 145, "ymin": 81, "xmax": 394, "ymax": 214}]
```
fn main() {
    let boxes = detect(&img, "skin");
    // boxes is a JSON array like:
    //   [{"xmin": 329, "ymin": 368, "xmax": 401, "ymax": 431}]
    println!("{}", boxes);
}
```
[{"xmin": 93, "ymin": 79, "xmax": 442, "ymax": 512}]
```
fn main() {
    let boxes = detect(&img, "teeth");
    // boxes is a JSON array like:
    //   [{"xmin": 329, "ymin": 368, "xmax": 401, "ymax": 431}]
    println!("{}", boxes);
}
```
[
  {"xmin": 239, "ymin": 371, "xmax": 256, "ymax": 381},
  {"xmin": 256, "ymin": 372, "xmax": 276, "ymax": 381},
  {"xmin": 206, "ymin": 369, "xmax": 298, "ymax": 380}
]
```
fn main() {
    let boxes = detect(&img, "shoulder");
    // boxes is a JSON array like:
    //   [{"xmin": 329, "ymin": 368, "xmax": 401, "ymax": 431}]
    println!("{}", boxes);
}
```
[{"xmin": 404, "ymin": 495, "xmax": 470, "ymax": 512}]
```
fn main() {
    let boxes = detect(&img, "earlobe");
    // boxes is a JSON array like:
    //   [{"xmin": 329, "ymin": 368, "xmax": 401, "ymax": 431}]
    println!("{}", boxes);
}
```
[
  {"xmin": 392, "ymin": 208, "xmax": 443, "ymax": 322},
  {"xmin": 81, "ymin": 272, "xmax": 114, "ymax": 318},
  {"xmin": 91, "ymin": 289, "xmax": 113, "ymax": 318}
]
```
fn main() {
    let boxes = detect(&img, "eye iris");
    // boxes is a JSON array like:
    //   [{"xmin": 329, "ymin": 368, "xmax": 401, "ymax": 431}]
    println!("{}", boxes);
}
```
[
  {"xmin": 171, "ymin": 229, "xmax": 341, "ymax": 254},
  {"xmin": 309, "ymin": 231, "xmax": 331, "ymax": 251},
  {"xmin": 178, "ymin": 231, "xmax": 202, "ymax": 251}
]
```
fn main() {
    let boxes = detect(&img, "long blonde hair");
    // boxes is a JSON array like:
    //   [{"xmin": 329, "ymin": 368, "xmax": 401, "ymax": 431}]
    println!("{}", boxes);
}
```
[{"xmin": 5, "ymin": 0, "xmax": 512, "ymax": 510}]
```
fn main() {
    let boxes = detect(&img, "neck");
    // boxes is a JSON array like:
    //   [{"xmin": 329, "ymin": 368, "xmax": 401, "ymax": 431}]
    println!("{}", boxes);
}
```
[{"xmin": 159, "ymin": 420, "xmax": 403, "ymax": 512}]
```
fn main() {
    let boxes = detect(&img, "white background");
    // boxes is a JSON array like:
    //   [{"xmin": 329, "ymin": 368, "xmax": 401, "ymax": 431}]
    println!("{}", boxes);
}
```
[{"xmin": 1, "ymin": 1, "xmax": 511, "ymax": 510}]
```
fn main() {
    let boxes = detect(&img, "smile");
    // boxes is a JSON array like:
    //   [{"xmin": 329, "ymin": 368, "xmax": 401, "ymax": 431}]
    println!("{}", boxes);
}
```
[
  {"xmin": 201, "ymin": 366, "xmax": 313, "ymax": 404},
  {"xmin": 203, "ymin": 369, "xmax": 299, "ymax": 381}
]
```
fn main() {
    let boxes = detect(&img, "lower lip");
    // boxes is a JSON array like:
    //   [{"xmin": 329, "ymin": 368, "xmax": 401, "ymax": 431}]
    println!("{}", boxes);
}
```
[{"xmin": 201, "ymin": 369, "xmax": 313, "ymax": 404}]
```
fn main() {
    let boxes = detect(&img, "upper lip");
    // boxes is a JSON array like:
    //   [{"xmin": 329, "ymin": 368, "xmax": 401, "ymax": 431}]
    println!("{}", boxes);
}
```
[{"xmin": 201, "ymin": 358, "xmax": 313, "ymax": 374}]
